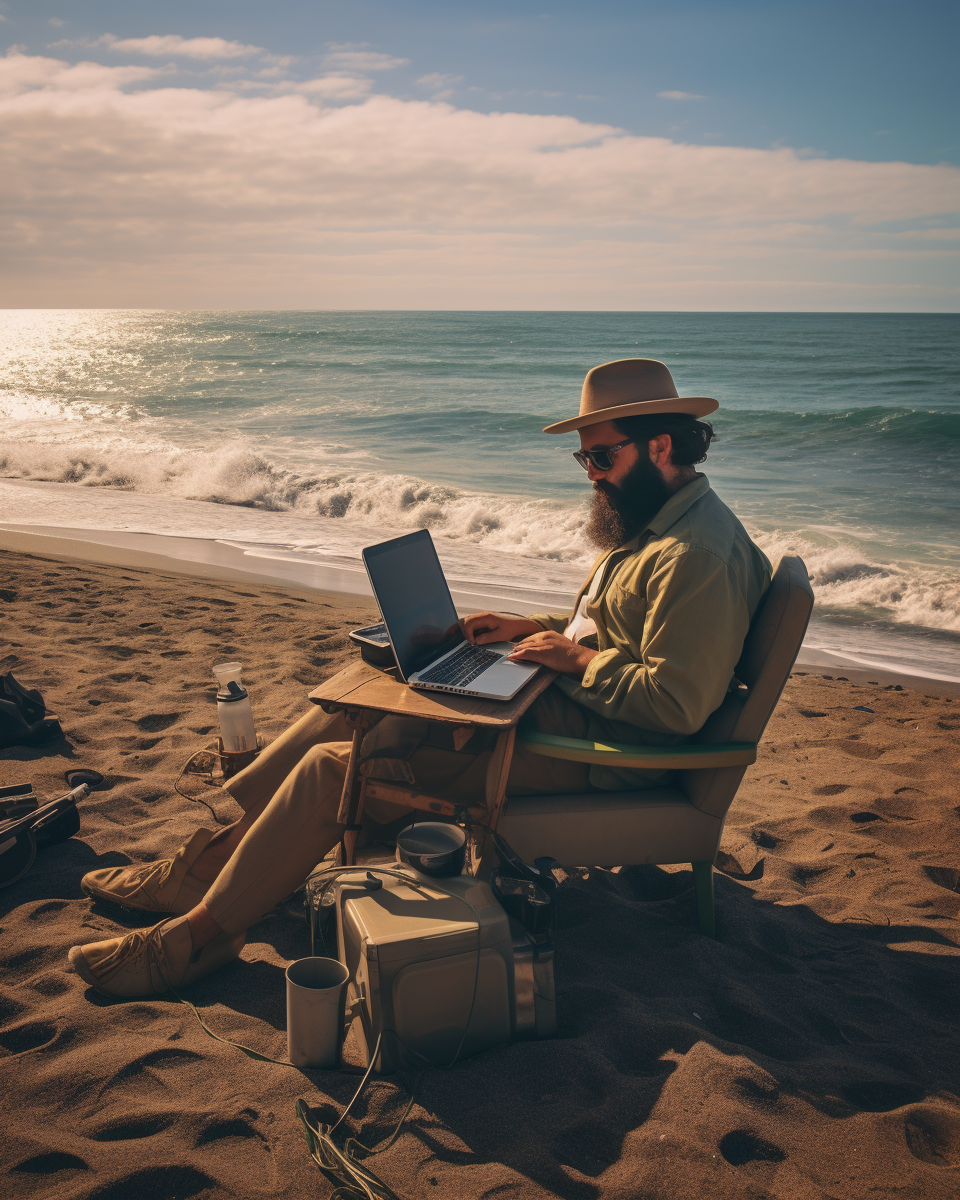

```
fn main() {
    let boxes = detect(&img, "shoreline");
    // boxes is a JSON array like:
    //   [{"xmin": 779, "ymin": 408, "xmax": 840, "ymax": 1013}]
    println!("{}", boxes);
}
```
[{"xmin": 2, "ymin": 523, "xmax": 958, "ymax": 700}]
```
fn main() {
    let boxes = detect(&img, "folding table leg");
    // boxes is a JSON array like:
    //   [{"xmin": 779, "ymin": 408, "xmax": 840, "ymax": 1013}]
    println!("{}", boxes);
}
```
[
  {"xmin": 335, "ymin": 710, "xmax": 382, "ymax": 866},
  {"xmin": 470, "ymin": 726, "xmax": 517, "ymax": 877},
  {"xmin": 691, "ymin": 860, "xmax": 716, "ymax": 939}
]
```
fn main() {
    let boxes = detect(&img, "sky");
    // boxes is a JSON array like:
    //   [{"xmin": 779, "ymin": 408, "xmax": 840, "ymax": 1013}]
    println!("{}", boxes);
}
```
[{"xmin": 1, "ymin": 0, "xmax": 958, "ymax": 310}]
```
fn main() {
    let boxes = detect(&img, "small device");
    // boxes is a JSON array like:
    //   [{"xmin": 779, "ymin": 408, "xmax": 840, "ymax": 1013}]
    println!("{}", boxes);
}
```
[
  {"xmin": 334, "ymin": 862, "xmax": 555, "ymax": 1073},
  {"xmin": 348, "ymin": 623, "xmax": 396, "ymax": 668},
  {"xmin": 361, "ymin": 529, "xmax": 539, "ymax": 701}
]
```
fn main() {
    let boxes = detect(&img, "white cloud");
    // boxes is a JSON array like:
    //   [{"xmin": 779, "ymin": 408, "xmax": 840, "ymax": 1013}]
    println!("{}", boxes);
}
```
[
  {"xmin": 296, "ymin": 74, "xmax": 373, "ymax": 99},
  {"xmin": 101, "ymin": 34, "xmax": 263, "ymax": 60},
  {"xmin": 323, "ymin": 49, "xmax": 409, "ymax": 72},
  {"xmin": 0, "ymin": 51, "xmax": 956, "ymax": 309},
  {"xmin": 417, "ymin": 73, "xmax": 463, "ymax": 89},
  {"xmin": 658, "ymin": 90, "xmax": 705, "ymax": 101},
  {"xmin": 0, "ymin": 52, "xmax": 161, "ymax": 93},
  {"xmin": 48, "ymin": 17, "xmax": 66, "ymax": 28}
]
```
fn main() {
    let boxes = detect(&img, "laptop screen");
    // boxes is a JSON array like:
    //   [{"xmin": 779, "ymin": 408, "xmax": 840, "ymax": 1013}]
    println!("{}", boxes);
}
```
[{"xmin": 362, "ymin": 529, "xmax": 464, "ymax": 679}]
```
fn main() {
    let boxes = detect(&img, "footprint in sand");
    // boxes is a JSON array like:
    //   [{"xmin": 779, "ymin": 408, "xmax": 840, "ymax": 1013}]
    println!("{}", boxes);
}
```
[
  {"xmin": 27, "ymin": 900, "xmax": 69, "ymax": 922},
  {"xmin": 922, "ymin": 866, "xmax": 960, "ymax": 892},
  {"xmin": 12, "ymin": 1151, "xmax": 89, "ymax": 1183},
  {"xmin": 903, "ymin": 1105, "xmax": 960, "ymax": 1167},
  {"xmin": 734, "ymin": 1076, "xmax": 781, "ymax": 1105},
  {"xmin": 115, "ymin": 1003, "xmax": 165, "ymax": 1030},
  {"xmin": 102, "ymin": 645, "xmax": 137, "ymax": 660},
  {"xmin": 186, "ymin": 596, "xmax": 236, "ymax": 608},
  {"xmin": 81, "ymin": 1165, "xmax": 215, "ymax": 1200},
  {"xmin": 91, "ymin": 1113, "xmax": 178, "ymax": 1141},
  {"xmin": 0, "ymin": 946, "xmax": 52, "ymax": 974},
  {"xmin": 0, "ymin": 1020, "xmax": 58, "ymax": 1056},
  {"xmin": 0, "ymin": 995, "xmax": 26, "ymax": 1025},
  {"xmin": 98, "ymin": 1047, "xmax": 205, "ymax": 1098},
  {"xmin": 195, "ymin": 1112, "xmax": 276, "ymax": 1184},
  {"xmin": 135, "ymin": 713, "xmax": 181, "ymax": 733},
  {"xmin": 839, "ymin": 740, "xmax": 885, "ymax": 759},
  {"xmin": 719, "ymin": 1129, "xmax": 787, "ymax": 1166},
  {"xmin": 31, "ymin": 975, "xmax": 71, "ymax": 997}
]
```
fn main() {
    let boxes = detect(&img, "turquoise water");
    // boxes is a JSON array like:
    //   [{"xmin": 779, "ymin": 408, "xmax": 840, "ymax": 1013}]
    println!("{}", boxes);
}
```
[{"xmin": 2, "ymin": 310, "xmax": 958, "ymax": 671}]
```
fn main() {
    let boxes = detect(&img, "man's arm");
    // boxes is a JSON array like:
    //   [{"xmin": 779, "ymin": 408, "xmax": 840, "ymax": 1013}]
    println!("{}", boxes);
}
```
[
  {"xmin": 568, "ymin": 547, "xmax": 750, "ymax": 736},
  {"xmin": 524, "ymin": 612, "xmax": 573, "ymax": 635},
  {"xmin": 461, "ymin": 612, "xmax": 544, "ymax": 644}
]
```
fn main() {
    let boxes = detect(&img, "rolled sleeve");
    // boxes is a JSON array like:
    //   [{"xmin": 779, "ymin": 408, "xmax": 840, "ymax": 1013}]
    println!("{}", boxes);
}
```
[{"xmin": 527, "ymin": 612, "xmax": 571, "ymax": 634}]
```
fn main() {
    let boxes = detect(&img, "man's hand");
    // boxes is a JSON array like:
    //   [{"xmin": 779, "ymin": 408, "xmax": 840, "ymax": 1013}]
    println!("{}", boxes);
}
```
[
  {"xmin": 507, "ymin": 630, "xmax": 598, "ymax": 677},
  {"xmin": 461, "ymin": 611, "xmax": 542, "ymax": 645}
]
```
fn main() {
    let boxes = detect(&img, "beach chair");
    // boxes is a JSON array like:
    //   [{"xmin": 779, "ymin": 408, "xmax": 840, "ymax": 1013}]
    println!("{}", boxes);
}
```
[{"xmin": 493, "ymin": 556, "xmax": 814, "ymax": 938}]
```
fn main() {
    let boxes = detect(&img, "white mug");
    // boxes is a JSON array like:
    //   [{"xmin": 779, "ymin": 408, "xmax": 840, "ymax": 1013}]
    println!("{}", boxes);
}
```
[{"xmin": 286, "ymin": 957, "xmax": 349, "ymax": 1069}]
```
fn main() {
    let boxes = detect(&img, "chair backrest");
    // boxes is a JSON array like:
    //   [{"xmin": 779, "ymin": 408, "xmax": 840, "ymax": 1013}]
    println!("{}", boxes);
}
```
[{"xmin": 681, "ymin": 555, "xmax": 814, "ymax": 817}]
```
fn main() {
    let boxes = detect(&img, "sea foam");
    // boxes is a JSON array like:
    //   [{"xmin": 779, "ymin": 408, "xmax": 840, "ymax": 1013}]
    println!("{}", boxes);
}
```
[
  {"xmin": 2, "ymin": 434, "xmax": 958, "ymax": 635},
  {"xmin": 0, "ymin": 436, "xmax": 593, "ymax": 562}
]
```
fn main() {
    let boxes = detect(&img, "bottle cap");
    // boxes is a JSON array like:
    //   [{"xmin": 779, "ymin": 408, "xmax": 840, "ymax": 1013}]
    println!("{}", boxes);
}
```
[{"xmin": 217, "ymin": 679, "xmax": 249, "ymax": 703}]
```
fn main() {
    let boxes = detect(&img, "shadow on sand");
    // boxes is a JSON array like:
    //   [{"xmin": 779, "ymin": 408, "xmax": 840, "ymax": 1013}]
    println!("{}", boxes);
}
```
[{"xmin": 5, "ymin": 833, "xmax": 959, "ymax": 1199}]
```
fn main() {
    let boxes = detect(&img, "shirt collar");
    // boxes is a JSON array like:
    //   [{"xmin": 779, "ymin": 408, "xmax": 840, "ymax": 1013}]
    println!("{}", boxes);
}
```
[{"xmin": 623, "ymin": 473, "xmax": 711, "ymax": 548}]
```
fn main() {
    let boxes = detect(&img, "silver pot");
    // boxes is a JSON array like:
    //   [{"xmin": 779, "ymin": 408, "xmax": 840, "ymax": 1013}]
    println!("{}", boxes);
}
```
[{"xmin": 396, "ymin": 822, "xmax": 467, "ymax": 877}]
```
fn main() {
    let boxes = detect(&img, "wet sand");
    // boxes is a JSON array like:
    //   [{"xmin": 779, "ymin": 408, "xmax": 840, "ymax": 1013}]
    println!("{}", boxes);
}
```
[{"xmin": 1, "ymin": 546, "xmax": 958, "ymax": 1200}]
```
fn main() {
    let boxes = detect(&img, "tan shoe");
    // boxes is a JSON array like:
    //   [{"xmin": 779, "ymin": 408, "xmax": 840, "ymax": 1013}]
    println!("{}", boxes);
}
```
[
  {"xmin": 80, "ymin": 829, "xmax": 217, "ymax": 915},
  {"xmin": 68, "ymin": 915, "xmax": 245, "ymax": 998}
]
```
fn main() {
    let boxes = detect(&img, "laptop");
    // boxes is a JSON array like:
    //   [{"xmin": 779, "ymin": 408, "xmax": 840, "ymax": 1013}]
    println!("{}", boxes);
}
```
[{"xmin": 362, "ymin": 529, "xmax": 540, "ymax": 701}]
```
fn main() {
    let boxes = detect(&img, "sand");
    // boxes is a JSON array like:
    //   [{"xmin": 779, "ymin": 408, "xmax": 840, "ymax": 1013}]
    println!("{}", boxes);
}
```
[{"xmin": 1, "ymin": 545, "xmax": 959, "ymax": 1200}]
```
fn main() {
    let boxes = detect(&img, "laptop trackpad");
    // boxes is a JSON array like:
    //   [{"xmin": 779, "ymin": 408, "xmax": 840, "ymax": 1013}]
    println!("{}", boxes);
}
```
[{"xmin": 473, "ymin": 656, "xmax": 539, "ymax": 696}]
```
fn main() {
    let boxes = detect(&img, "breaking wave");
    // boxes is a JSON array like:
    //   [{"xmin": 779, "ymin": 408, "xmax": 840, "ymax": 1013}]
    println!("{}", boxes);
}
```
[
  {"xmin": 0, "ymin": 436, "xmax": 594, "ymax": 563},
  {"xmin": 2, "ymin": 435, "xmax": 958, "ymax": 634},
  {"xmin": 750, "ymin": 531, "xmax": 960, "ymax": 635}
]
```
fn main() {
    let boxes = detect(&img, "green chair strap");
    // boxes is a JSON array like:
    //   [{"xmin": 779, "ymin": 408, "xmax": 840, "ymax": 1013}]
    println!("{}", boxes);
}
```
[{"xmin": 517, "ymin": 729, "xmax": 757, "ymax": 770}]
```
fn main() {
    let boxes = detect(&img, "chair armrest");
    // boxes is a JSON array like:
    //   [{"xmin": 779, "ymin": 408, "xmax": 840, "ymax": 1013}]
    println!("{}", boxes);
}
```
[{"xmin": 517, "ymin": 730, "xmax": 757, "ymax": 770}]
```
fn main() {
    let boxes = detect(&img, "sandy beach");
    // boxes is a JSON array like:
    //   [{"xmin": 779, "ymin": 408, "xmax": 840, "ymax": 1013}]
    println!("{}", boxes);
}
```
[{"xmin": 1, "ymin": 543, "xmax": 959, "ymax": 1200}]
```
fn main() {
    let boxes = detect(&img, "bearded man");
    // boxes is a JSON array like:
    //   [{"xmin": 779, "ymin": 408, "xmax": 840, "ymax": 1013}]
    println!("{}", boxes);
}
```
[{"xmin": 69, "ymin": 358, "xmax": 772, "ymax": 998}]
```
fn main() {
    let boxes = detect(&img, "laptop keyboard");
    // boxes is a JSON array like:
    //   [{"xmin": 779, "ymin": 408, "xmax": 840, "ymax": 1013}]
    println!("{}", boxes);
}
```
[{"xmin": 417, "ymin": 642, "xmax": 502, "ymax": 688}]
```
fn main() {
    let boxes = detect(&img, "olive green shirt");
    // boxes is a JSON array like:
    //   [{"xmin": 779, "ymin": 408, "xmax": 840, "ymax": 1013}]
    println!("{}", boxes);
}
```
[{"xmin": 528, "ymin": 475, "xmax": 772, "ymax": 788}]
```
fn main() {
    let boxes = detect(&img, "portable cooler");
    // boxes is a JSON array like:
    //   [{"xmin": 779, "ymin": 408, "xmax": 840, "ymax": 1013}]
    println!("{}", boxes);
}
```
[{"xmin": 335, "ymin": 867, "xmax": 555, "ymax": 1073}]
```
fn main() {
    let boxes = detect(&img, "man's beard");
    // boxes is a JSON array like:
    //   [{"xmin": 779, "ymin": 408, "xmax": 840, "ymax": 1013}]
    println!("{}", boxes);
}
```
[{"xmin": 585, "ymin": 451, "xmax": 674, "ymax": 551}]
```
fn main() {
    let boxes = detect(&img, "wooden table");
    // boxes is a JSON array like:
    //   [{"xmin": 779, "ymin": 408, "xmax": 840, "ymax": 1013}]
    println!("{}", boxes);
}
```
[{"xmin": 309, "ymin": 658, "xmax": 556, "ymax": 870}]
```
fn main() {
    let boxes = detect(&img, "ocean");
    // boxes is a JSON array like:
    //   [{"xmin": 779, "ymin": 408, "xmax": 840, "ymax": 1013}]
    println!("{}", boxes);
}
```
[{"xmin": 2, "ymin": 309, "xmax": 959, "ymax": 680}]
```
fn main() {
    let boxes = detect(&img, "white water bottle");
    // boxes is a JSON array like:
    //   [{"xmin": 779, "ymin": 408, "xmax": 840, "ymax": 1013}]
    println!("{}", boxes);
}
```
[{"xmin": 213, "ymin": 661, "xmax": 258, "ymax": 753}]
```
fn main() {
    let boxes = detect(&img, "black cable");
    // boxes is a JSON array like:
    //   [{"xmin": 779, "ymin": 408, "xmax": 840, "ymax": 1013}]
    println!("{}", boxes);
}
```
[
  {"xmin": 173, "ymin": 746, "xmax": 233, "ymax": 825},
  {"xmin": 175, "ymin": 861, "xmax": 486, "ymax": 1199}
]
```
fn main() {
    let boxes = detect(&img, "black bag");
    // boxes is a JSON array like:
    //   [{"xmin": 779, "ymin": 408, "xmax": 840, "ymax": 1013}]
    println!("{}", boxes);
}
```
[
  {"xmin": 0, "ymin": 673, "xmax": 61, "ymax": 750},
  {"xmin": 0, "ymin": 784, "xmax": 87, "ymax": 888}
]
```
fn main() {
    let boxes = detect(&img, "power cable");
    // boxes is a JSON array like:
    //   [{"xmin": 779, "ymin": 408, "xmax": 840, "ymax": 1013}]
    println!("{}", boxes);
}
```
[{"xmin": 172, "ymin": 862, "xmax": 485, "ymax": 1198}]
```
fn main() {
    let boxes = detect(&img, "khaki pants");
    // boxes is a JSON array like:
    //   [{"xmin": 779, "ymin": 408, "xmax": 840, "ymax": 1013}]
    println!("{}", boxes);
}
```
[{"xmin": 205, "ymin": 685, "xmax": 650, "ymax": 936}]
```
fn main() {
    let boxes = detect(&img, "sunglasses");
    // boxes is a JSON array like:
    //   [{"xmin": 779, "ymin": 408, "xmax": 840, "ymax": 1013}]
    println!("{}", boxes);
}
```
[{"xmin": 572, "ymin": 438, "xmax": 636, "ymax": 472}]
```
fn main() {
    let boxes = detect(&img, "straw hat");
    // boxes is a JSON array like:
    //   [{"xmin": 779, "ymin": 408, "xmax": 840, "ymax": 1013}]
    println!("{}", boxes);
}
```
[{"xmin": 543, "ymin": 358, "xmax": 718, "ymax": 434}]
